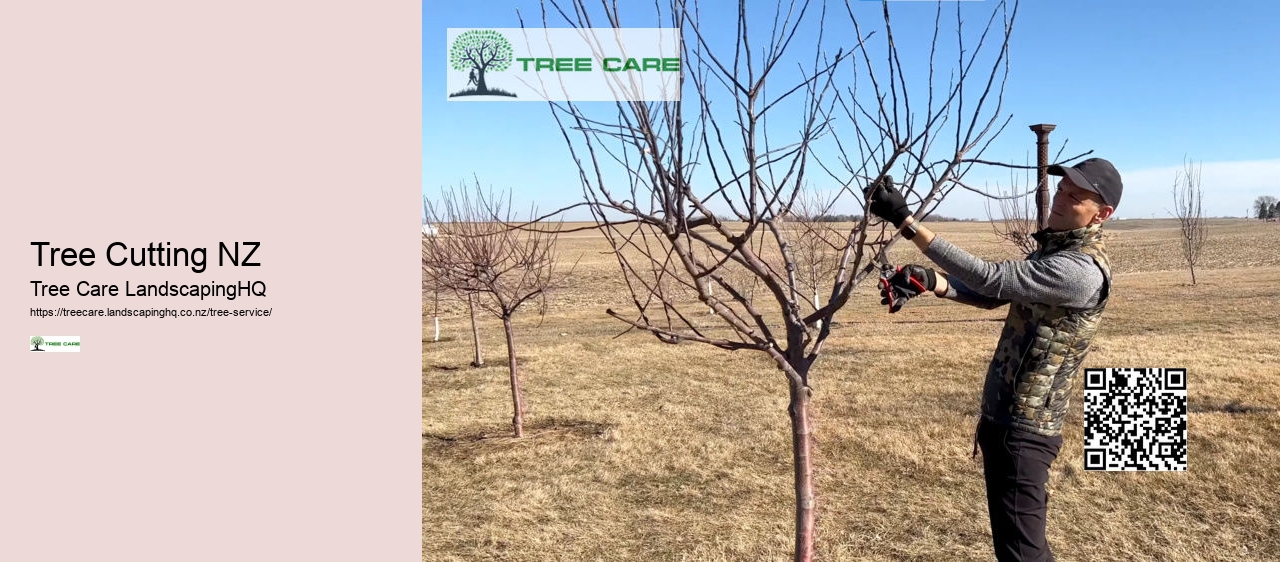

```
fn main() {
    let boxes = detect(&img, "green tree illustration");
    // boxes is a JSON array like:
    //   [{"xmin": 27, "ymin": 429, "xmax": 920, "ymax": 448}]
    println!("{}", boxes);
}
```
[
  {"xmin": 449, "ymin": 30, "xmax": 514, "ymax": 96},
  {"xmin": 30, "ymin": 336, "xmax": 45, "ymax": 351}
]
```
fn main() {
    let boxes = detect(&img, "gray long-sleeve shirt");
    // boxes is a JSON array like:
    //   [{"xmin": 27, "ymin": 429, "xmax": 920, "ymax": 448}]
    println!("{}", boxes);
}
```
[{"xmin": 924, "ymin": 237, "xmax": 1104, "ymax": 310}]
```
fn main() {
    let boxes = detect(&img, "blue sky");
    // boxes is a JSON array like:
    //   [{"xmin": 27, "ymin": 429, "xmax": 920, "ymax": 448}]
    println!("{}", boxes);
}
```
[{"xmin": 425, "ymin": 1, "xmax": 1280, "ymax": 220}]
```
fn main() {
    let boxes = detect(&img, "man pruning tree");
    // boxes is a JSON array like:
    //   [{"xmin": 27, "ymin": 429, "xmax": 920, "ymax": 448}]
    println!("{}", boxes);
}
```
[{"xmin": 865, "ymin": 158, "xmax": 1123, "ymax": 562}]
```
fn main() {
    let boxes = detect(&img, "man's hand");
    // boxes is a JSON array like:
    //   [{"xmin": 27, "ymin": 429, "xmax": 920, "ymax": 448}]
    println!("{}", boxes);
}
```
[
  {"xmin": 863, "ymin": 175, "xmax": 912, "ymax": 227},
  {"xmin": 879, "ymin": 264, "xmax": 937, "ymax": 313}
]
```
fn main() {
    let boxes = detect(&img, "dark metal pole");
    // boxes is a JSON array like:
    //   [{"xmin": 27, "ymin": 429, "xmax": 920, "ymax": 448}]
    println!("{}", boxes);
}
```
[{"xmin": 1029, "ymin": 124, "xmax": 1056, "ymax": 230}]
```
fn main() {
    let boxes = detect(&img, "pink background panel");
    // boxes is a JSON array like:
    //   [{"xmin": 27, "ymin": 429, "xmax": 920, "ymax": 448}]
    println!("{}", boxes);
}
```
[{"xmin": 1, "ymin": 2, "xmax": 422, "ymax": 560}]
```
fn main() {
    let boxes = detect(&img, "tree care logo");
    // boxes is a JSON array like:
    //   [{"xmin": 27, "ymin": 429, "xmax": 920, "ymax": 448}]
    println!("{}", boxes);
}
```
[
  {"xmin": 446, "ymin": 28, "xmax": 682, "ymax": 102},
  {"xmin": 30, "ymin": 335, "xmax": 80, "ymax": 352},
  {"xmin": 449, "ymin": 30, "xmax": 517, "ymax": 99}
]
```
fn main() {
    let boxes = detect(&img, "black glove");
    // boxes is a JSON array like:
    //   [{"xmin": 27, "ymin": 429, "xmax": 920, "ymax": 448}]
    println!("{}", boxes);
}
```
[
  {"xmin": 879, "ymin": 265, "xmax": 936, "ymax": 313},
  {"xmin": 863, "ymin": 175, "xmax": 911, "ymax": 227}
]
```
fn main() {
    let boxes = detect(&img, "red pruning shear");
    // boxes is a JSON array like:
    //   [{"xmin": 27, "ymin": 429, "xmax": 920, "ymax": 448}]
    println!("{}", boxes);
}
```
[
  {"xmin": 877, "ymin": 252, "xmax": 925, "ymax": 314},
  {"xmin": 875, "ymin": 254, "xmax": 906, "ymax": 312}
]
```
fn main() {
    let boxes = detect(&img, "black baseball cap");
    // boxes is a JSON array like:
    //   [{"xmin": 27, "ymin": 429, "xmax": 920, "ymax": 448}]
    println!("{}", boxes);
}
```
[{"xmin": 1047, "ymin": 158, "xmax": 1123, "ymax": 208}]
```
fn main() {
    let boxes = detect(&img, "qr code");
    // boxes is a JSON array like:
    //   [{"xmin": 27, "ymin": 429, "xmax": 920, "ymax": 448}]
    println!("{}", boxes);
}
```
[{"xmin": 1083, "ymin": 368, "xmax": 1187, "ymax": 471}]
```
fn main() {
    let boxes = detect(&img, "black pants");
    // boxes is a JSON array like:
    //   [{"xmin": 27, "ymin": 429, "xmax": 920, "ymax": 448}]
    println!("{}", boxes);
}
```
[{"xmin": 977, "ymin": 419, "xmax": 1064, "ymax": 562}]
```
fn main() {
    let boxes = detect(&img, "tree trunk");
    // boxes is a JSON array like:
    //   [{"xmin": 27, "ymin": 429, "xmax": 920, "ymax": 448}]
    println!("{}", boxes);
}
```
[
  {"xmin": 477, "ymin": 68, "xmax": 488, "ymax": 92},
  {"xmin": 1190, "ymin": 263, "xmax": 1197, "ymax": 286},
  {"xmin": 813, "ymin": 289, "xmax": 822, "ymax": 331},
  {"xmin": 787, "ymin": 374, "xmax": 816, "ymax": 562},
  {"xmin": 468, "ymin": 294, "xmax": 483, "ymax": 367},
  {"xmin": 433, "ymin": 316, "xmax": 440, "ymax": 342},
  {"xmin": 502, "ymin": 315, "xmax": 525, "ymax": 438}
]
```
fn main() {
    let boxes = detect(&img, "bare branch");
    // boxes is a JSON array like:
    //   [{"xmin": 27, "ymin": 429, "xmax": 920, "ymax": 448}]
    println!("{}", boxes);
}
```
[
  {"xmin": 984, "ymin": 160, "xmax": 1039, "ymax": 256},
  {"xmin": 538, "ymin": 1, "xmax": 1028, "ymax": 558}
]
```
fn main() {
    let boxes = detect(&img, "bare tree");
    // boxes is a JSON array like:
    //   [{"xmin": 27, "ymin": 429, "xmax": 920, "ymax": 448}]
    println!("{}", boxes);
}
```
[
  {"xmin": 425, "ymin": 228, "xmax": 482, "ymax": 364},
  {"xmin": 423, "ymin": 196, "xmax": 444, "ymax": 344},
  {"xmin": 424, "ymin": 232, "xmax": 486, "ymax": 366},
  {"xmin": 422, "ymin": 268, "xmax": 443, "ymax": 343},
  {"xmin": 986, "ymin": 142, "xmax": 1086, "ymax": 255},
  {"xmin": 1171, "ymin": 158, "xmax": 1207, "ymax": 284},
  {"xmin": 537, "ymin": 0, "xmax": 1026, "ymax": 559},
  {"xmin": 422, "ymin": 181, "xmax": 563, "ymax": 438},
  {"xmin": 984, "ymin": 163, "xmax": 1039, "ymax": 256},
  {"xmin": 428, "ymin": 288, "xmax": 442, "ymax": 342},
  {"xmin": 785, "ymin": 187, "xmax": 843, "ymax": 330}
]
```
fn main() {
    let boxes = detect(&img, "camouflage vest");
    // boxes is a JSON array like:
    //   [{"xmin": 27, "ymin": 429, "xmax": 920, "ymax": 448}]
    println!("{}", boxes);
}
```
[{"xmin": 981, "ymin": 224, "xmax": 1111, "ymax": 436}]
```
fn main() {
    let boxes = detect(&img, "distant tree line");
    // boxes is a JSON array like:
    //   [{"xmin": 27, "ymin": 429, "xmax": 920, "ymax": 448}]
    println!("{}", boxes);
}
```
[
  {"xmin": 801, "ymin": 214, "xmax": 978, "ymax": 223},
  {"xmin": 1255, "ymin": 196, "xmax": 1279, "ymax": 221},
  {"xmin": 811, "ymin": 214, "xmax": 863, "ymax": 223},
  {"xmin": 921, "ymin": 215, "xmax": 980, "ymax": 223}
]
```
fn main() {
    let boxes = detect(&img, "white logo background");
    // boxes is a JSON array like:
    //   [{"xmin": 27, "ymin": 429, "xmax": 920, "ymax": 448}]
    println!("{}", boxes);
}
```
[
  {"xmin": 30, "ymin": 335, "xmax": 81, "ymax": 352},
  {"xmin": 447, "ymin": 28, "xmax": 682, "ymax": 102}
]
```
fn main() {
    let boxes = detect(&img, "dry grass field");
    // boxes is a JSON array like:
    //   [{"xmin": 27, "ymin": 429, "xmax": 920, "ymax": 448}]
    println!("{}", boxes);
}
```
[{"xmin": 423, "ymin": 219, "xmax": 1280, "ymax": 561}]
